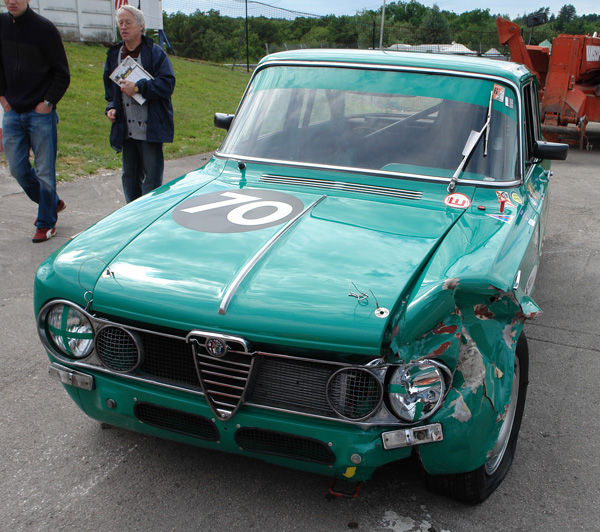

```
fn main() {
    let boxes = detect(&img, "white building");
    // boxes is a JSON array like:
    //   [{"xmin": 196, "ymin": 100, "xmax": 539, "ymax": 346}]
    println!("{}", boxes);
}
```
[{"xmin": 2, "ymin": 0, "xmax": 164, "ymax": 43}]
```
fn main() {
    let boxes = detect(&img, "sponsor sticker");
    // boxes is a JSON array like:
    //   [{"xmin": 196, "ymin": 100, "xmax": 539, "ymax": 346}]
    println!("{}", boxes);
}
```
[
  {"xmin": 492, "ymin": 84, "xmax": 505, "ymax": 102},
  {"xmin": 172, "ymin": 189, "xmax": 305, "ymax": 233},
  {"xmin": 586, "ymin": 45, "xmax": 600, "ymax": 62},
  {"xmin": 486, "ymin": 213, "xmax": 514, "ymax": 224},
  {"xmin": 519, "ymin": 207, "xmax": 537, "ymax": 228},
  {"xmin": 496, "ymin": 190, "xmax": 515, "ymax": 211},
  {"xmin": 528, "ymin": 195, "xmax": 539, "ymax": 208},
  {"xmin": 511, "ymin": 191, "xmax": 523, "ymax": 205},
  {"xmin": 443, "ymin": 193, "xmax": 471, "ymax": 209},
  {"xmin": 525, "ymin": 265, "xmax": 538, "ymax": 296},
  {"xmin": 527, "ymin": 182, "xmax": 541, "ymax": 200}
]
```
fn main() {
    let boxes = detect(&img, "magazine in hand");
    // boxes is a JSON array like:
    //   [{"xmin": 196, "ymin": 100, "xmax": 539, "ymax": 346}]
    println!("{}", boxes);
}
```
[{"xmin": 110, "ymin": 55, "xmax": 153, "ymax": 105}]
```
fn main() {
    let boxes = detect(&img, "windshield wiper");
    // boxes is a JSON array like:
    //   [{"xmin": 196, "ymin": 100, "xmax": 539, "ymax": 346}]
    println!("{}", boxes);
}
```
[{"xmin": 447, "ymin": 90, "xmax": 494, "ymax": 192}]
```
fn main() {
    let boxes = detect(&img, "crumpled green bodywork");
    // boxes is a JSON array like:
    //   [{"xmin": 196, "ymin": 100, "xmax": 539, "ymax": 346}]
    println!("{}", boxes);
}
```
[{"xmin": 385, "ymin": 177, "xmax": 547, "ymax": 473}]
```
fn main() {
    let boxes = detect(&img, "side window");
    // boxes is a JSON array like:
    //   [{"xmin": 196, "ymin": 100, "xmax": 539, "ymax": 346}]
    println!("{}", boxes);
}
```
[{"xmin": 523, "ymin": 82, "xmax": 541, "ymax": 166}]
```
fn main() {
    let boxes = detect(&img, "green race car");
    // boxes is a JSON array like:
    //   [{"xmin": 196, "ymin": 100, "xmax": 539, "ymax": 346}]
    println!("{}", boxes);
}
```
[{"xmin": 35, "ymin": 49, "xmax": 568, "ymax": 503}]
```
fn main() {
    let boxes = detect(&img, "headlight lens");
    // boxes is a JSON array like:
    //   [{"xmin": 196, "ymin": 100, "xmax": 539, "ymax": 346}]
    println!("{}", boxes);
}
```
[
  {"xmin": 388, "ymin": 362, "xmax": 446, "ymax": 422},
  {"xmin": 45, "ymin": 304, "xmax": 94, "ymax": 359}
]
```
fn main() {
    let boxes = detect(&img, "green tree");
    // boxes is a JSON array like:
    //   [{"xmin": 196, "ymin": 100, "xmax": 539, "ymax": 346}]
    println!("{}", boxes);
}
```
[
  {"xmin": 449, "ymin": 9, "xmax": 497, "ymax": 52},
  {"xmin": 325, "ymin": 15, "xmax": 361, "ymax": 47},
  {"xmin": 556, "ymin": 4, "xmax": 577, "ymax": 31},
  {"xmin": 419, "ymin": 4, "xmax": 450, "ymax": 44},
  {"xmin": 387, "ymin": 1, "xmax": 428, "ymax": 26}
]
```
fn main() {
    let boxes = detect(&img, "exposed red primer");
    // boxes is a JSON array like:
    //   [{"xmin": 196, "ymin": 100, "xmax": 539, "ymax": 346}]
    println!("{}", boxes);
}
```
[
  {"xmin": 474, "ymin": 304, "xmax": 494, "ymax": 320},
  {"xmin": 433, "ymin": 324, "xmax": 459, "ymax": 335},
  {"xmin": 429, "ymin": 341, "xmax": 451, "ymax": 357}
]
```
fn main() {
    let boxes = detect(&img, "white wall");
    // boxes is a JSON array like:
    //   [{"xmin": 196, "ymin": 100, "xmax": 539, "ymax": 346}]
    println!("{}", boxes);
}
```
[
  {"xmin": 139, "ymin": 0, "xmax": 164, "ymax": 31},
  {"xmin": 30, "ymin": 0, "xmax": 116, "ymax": 42}
]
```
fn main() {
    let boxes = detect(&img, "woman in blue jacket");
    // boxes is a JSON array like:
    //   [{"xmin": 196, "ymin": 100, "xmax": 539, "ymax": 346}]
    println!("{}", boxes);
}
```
[{"xmin": 104, "ymin": 6, "xmax": 175, "ymax": 203}]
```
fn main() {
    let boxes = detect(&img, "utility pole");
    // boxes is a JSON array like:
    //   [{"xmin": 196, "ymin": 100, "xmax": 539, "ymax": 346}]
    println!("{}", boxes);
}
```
[
  {"xmin": 379, "ymin": 0, "xmax": 386, "ymax": 49},
  {"xmin": 245, "ymin": 0, "xmax": 249, "ymax": 72}
]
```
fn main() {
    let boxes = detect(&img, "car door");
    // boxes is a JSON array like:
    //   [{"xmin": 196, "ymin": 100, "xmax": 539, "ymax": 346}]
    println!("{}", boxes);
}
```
[{"xmin": 517, "ymin": 78, "xmax": 550, "ymax": 300}]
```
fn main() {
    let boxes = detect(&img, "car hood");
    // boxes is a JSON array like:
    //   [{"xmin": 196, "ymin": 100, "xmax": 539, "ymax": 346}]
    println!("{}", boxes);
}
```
[{"xmin": 59, "ymin": 164, "xmax": 466, "ymax": 354}]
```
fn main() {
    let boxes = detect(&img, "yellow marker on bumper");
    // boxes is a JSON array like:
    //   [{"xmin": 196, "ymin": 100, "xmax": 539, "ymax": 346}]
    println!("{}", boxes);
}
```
[{"xmin": 343, "ymin": 467, "xmax": 356, "ymax": 478}]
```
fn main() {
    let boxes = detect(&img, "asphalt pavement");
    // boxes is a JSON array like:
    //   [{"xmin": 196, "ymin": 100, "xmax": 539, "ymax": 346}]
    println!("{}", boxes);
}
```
[{"xmin": 0, "ymin": 140, "xmax": 599, "ymax": 532}]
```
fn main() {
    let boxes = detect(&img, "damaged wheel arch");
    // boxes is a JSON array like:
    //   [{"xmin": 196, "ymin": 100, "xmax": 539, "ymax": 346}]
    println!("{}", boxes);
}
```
[{"xmin": 423, "ymin": 332, "xmax": 529, "ymax": 504}]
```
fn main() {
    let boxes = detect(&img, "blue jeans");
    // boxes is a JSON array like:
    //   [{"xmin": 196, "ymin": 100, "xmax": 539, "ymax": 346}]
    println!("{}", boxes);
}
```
[
  {"xmin": 2, "ymin": 109, "xmax": 60, "ymax": 229},
  {"xmin": 121, "ymin": 139, "xmax": 164, "ymax": 203}
]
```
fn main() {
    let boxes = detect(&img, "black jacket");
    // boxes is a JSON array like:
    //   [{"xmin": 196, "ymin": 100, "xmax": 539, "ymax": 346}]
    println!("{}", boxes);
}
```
[
  {"xmin": 0, "ymin": 7, "xmax": 70, "ymax": 113},
  {"xmin": 104, "ymin": 35, "xmax": 175, "ymax": 152}
]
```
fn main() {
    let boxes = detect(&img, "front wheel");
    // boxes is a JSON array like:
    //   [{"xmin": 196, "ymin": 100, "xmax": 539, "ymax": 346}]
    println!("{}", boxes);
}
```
[{"xmin": 425, "ymin": 333, "xmax": 529, "ymax": 504}]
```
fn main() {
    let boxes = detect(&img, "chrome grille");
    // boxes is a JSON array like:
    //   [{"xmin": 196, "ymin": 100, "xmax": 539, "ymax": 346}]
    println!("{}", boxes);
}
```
[
  {"xmin": 246, "ymin": 356, "xmax": 337, "ymax": 417},
  {"xmin": 73, "ymin": 315, "xmax": 388, "ymax": 424},
  {"xmin": 189, "ymin": 334, "xmax": 253, "ymax": 420}
]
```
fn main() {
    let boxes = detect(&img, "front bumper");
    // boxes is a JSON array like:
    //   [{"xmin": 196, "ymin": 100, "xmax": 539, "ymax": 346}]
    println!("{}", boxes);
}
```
[{"xmin": 48, "ymin": 362, "xmax": 443, "ymax": 482}]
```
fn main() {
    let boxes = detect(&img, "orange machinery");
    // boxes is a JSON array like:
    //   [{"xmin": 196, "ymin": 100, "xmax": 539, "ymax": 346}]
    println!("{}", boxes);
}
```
[{"xmin": 497, "ymin": 16, "xmax": 600, "ymax": 149}]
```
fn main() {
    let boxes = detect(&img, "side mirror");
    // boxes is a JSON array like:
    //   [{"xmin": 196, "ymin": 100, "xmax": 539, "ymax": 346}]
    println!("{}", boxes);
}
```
[
  {"xmin": 526, "ymin": 12, "xmax": 548, "ymax": 28},
  {"xmin": 534, "ymin": 140, "xmax": 569, "ymax": 161},
  {"xmin": 214, "ymin": 113, "xmax": 234, "ymax": 131}
]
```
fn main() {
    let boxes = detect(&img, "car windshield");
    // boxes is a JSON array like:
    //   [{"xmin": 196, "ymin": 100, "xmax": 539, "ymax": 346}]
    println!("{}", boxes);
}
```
[{"xmin": 219, "ymin": 65, "xmax": 520, "ymax": 182}]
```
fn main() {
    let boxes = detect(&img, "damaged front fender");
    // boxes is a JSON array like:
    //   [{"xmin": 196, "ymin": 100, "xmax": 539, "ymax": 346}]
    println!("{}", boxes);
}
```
[
  {"xmin": 388, "ymin": 278, "xmax": 534, "ymax": 475},
  {"xmin": 382, "ymin": 200, "xmax": 544, "ymax": 475}
]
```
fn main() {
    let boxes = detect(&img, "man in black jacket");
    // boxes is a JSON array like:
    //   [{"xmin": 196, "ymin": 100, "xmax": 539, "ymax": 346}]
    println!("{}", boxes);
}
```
[{"xmin": 0, "ymin": 0, "xmax": 70, "ymax": 242}]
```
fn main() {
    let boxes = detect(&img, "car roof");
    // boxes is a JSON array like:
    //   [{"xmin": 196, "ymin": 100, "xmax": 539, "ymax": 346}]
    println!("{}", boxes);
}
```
[{"xmin": 258, "ymin": 49, "xmax": 532, "ymax": 86}]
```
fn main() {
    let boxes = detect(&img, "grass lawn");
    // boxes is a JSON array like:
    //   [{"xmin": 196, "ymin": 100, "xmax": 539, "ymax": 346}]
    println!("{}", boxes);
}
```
[{"xmin": 1, "ymin": 42, "xmax": 251, "ymax": 180}]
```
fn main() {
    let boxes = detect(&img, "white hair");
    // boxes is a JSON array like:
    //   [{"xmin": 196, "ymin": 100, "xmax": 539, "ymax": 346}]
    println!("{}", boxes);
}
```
[{"xmin": 116, "ymin": 5, "xmax": 145, "ymax": 32}]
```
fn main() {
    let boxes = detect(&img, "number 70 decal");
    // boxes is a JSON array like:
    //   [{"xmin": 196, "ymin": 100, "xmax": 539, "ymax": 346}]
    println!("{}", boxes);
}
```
[{"xmin": 172, "ymin": 189, "xmax": 305, "ymax": 233}]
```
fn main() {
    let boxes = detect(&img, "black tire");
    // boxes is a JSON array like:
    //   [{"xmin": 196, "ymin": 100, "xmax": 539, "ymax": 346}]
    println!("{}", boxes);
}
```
[{"xmin": 425, "ymin": 333, "xmax": 529, "ymax": 504}]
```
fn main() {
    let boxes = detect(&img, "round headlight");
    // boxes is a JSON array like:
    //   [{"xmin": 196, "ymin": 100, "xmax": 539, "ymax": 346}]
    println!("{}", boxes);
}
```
[
  {"xmin": 45, "ymin": 304, "xmax": 94, "ymax": 359},
  {"xmin": 388, "ymin": 362, "xmax": 446, "ymax": 423}
]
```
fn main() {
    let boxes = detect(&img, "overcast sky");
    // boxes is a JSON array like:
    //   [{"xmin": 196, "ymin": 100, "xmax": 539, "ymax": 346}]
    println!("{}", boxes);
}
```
[
  {"xmin": 163, "ymin": 1, "xmax": 598, "ymax": 22},
  {"xmin": 266, "ymin": 0, "xmax": 598, "ymax": 19}
]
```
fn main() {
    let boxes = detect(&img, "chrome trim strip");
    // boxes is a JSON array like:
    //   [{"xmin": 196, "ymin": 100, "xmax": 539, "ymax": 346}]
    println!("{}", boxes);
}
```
[
  {"xmin": 260, "ymin": 174, "xmax": 423, "ymax": 200},
  {"xmin": 214, "ymin": 154, "xmax": 521, "ymax": 190},
  {"xmin": 242, "ymin": 400, "xmax": 399, "ymax": 429},
  {"xmin": 200, "ymin": 361, "xmax": 250, "ymax": 373},
  {"xmin": 186, "ymin": 330, "xmax": 249, "ymax": 352},
  {"xmin": 218, "ymin": 194, "xmax": 327, "ymax": 315}
]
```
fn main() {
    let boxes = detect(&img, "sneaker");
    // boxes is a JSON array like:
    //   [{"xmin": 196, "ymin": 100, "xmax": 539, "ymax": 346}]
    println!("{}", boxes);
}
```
[
  {"xmin": 32, "ymin": 227, "xmax": 56, "ymax": 243},
  {"xmin": 34, "ymin": 199, "xmax": 66, "ymax": 226}
]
